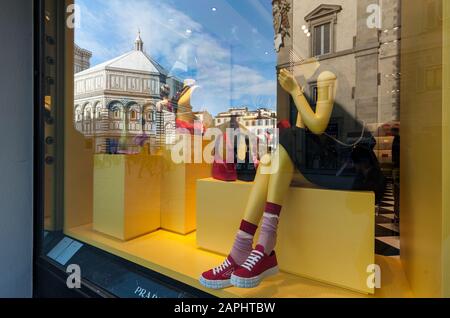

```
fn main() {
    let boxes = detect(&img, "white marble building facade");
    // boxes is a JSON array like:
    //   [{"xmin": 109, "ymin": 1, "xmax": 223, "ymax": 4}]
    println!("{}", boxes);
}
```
[{"xmin": 74, "ymin": 33, "xmax": 183, "ymax": 153}]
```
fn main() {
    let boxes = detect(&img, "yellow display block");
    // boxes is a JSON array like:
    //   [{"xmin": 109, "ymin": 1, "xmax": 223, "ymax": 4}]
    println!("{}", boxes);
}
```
[
  {"xmin": 159, "ymin": 137, "xmax": 212, "ymax": 235},
  {"xmin": 93, "ymin": 154, "xmax": 162, "ymax": 241},
  {"xmin": 196, "ymin": 178, "xmax": 375, "ymax": 294},
  {"xmin": 160, "ymin": 158, "xmax": 211, "ymax": 234}
]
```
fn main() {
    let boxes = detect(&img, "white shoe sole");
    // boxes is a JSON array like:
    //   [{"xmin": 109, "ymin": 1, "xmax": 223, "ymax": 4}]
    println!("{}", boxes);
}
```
[
  {"xmin": 199, "ymin": 276, "xmax": 232, "ymax": 290},
  {"xmin": 230, "ymin": 266, "xmax": 279, "ymax": 289}
]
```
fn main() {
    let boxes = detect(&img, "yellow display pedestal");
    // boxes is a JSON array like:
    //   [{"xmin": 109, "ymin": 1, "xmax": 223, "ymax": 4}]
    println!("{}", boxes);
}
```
[
  {"xmin": 93, "ymin": 154, "xmax": 162, "ymax": 241},
  {"xmin": 160, "ymin": 149, "xmax": 211, "ymax": 234},
  {"xmin": 196, "ymin": 178, "xmax": 375, "ymax": 294}
]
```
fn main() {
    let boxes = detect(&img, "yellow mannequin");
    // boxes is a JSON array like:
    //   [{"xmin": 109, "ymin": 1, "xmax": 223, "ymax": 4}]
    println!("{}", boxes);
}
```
[
  {"xmin": 177, "ymin": 85, "xmax": 193, "ymax": 112},
  {"xmin": 243, "ymin": 69, "xmax": 337, "ymax": 224},
  {"xmin": 177, "ymin": 83, "xmax": 196, "ymax": 123}
]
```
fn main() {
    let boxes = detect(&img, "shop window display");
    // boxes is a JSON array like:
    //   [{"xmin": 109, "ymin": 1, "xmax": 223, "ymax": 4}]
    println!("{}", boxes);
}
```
[{"xmin": 38, "ymin": 0, "xmax": 450, "ymax": 299}]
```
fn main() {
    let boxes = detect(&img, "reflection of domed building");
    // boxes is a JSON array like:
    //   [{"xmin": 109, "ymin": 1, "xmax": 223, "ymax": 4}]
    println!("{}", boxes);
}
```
[{"xmin": 74, "ymin": 32, "xmax": 183, "ymax": 153}]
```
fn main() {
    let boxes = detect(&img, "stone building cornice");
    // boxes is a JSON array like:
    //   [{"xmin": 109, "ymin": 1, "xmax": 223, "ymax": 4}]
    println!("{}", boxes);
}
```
[
  {"xmin": 304, "ymin": 4, "xmax": 342, "ymax": 22},
  {"xmin": 74, "ymin": 43, "xmax": 93, "ymax": 58},
  {"xmin": 75, "ymin": 90, "xmax": 161, "ymax": 101},
  {"xmin": 276, "ymin": 42, "xmax": 380, "ymax": 70}
]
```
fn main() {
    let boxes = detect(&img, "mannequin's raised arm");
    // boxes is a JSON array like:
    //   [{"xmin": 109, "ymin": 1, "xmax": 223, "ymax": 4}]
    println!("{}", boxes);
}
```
[{"xmin": 278, "ymin": 69, "xmax": 337, "ymax": 135}]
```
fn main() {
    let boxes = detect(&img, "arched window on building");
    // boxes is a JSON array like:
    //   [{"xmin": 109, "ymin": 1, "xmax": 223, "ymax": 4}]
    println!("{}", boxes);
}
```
[
  {"xmin": 95, "ymin": 103, "xmax": 103, "ymax": 119},
  {"xmin": 128, "ymin": 104, "xmax": 141, "ymax": 121},
  {"xmin": 84, "ymin": 104, "xmax": 93, "ymax": 121},
  {"xmin": 143, "ymin": 103, "xmax": 157, "ymax": 132},
  {"xmin": 127, "ymin": 104, "xmax": 141, "ymax": 131},
  {"xmin": 74, "ymin": 105, "xmax": 83, "ymax": 133},
  {"xmin": 108, "ymin": 102, "xmax": 125, "ymax": 131},
  {"xmin": 82, "ymin": 104, "xmax": 93, "ymax": 134},
  {"xmin": 74, "ymin": 105, "xmax": 82, "ymax": 122}
]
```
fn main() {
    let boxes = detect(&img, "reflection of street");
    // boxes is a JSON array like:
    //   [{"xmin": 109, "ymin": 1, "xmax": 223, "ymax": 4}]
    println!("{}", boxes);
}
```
[{"xmin": 375, "ymin": 181, "xmax": 400, "ymax": 256}]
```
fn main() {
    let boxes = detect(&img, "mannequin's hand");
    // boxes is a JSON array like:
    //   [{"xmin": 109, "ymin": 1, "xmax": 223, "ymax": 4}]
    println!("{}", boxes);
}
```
[{"xmin": 278, "ymin": 69, "xmax": 300, "ymax": 95}]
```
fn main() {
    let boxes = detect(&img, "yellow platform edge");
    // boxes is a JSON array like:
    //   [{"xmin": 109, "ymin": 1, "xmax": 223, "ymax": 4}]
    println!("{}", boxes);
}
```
[{"xmin": 66, "ymin": 224, "xmax": 412, "ymax": 298}]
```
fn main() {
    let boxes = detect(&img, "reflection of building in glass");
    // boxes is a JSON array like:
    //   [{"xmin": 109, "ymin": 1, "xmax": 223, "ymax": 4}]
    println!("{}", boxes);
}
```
[
  {"xmin": 215, "ymin": 107, "xmax": 277, "ymax": 131},
  {"xmin": 280, "ymin": 0, "xmax": 401, "ymax": 164},
  {"xmin": 155, "ymin": 106, "xmax": 176, "ymax": 147},
  {"xmin": 74, "ymin": 32, "xmax": 183, "ymax": 153},
  {"xmin": 193, "ymin": 111, "xmax": 214, "ymax": 133},
  {"xmin": 74, "ymin": 44, "xmax": 92, "ymax": 74},
  {"xmin": 214, "ymin": 107, "xmax": 277, "ymax": 148}
]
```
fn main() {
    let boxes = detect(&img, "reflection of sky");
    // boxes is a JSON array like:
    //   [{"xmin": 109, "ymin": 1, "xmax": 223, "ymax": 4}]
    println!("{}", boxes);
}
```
[{"xmin": 75, "ymin": 0, "xmax": 277, "ymax": 115}]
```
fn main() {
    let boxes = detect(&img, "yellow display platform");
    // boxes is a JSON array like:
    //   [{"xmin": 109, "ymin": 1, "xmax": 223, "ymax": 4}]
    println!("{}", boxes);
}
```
[
  {"xmin": 66, "ymin": 225, "xmax": 412, "ymax": 298},
  {"xmin": 160, "ymin": 145, "xmax": 212, "ymax": 234},
  {"xmin": 93, "ymin": 154, "xmax": 162, "ymax": 240},
  {"xmin": 197, "ymin": 178, "xmax": 375, "ymax": 294}
]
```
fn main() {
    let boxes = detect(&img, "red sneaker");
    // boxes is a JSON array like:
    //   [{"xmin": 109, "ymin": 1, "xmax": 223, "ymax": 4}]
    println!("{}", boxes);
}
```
[
  {"xmin": 231, "ymin": 245, "xmax": 279, "ymax": 288},
  {"xmin": 199, "ymin": 256, "xmax": 238, "ymax": 289}
]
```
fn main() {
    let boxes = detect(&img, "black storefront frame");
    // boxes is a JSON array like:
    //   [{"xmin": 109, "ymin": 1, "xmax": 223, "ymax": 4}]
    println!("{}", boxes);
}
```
[
  {"xmin": 32, "ymin": 0, "xmax": 106, "ymax": 298},
  {"xmin": 32, "ymin": 0, "xmax": 213, "ymax": 299}
]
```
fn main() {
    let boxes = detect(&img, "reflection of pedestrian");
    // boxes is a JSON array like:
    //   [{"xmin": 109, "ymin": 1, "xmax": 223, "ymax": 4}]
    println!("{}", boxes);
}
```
[
  {"xmin": 391, "ymin": 127, "xmax": 400, "ymax": 223},
  {"xmin": 392, "ymin": 128, "xmax": 400, "ymax": 169}
]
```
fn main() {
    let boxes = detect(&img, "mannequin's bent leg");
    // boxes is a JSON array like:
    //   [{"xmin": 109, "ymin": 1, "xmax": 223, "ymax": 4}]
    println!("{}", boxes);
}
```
[
  {"xmin": 229, "ymin": 154, "xmax": 271, "ymax": 265},
  {"xmin": 242, "ymin": 160, "xmax": 271, "ymax": 225},
  {"xmin": 267, "ymin": 145, "xmax": 295, "ymax": 205},
  {"xmin": 257, "ymin": 146, "xmax": 294, "ymax": 254},
  {"xmin": 241, "ymin": 146, "xmax": 294, "ymax": 223},
  {"xmin": 229, "ymin": 146, "xmax": 292, "ymax": 264},
  {"xmin": 199, "ymin": 146, "xmax": 296, "ymax": 288}
]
